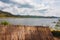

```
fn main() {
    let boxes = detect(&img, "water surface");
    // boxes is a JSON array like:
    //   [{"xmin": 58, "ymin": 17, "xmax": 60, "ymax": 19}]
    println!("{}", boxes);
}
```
[{"xmin": 0, "ymin": 18, "xmax": 58, "ymax": 27}]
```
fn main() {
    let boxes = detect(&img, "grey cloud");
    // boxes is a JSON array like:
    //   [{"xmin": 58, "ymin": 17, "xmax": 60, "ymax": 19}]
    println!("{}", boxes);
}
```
[
  {"xmin": 17, "ymin": 4, "xmax": 34, "ymax": 8},
  {"xmin": 37, "ymin": 9, "xmax": 48, "ymax": 13},
  {"xmin": 0, "ymin": 0, "xmax": 11, "ymax": 3},
  {"xmin": 0, "ymin": 0, "xmax": 34, "ymax": 8}
]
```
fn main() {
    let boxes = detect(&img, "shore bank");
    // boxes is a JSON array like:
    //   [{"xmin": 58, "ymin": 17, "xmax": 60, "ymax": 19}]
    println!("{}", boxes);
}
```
[{"xmin": 0, "ymin": 25, "xmax": 54, "ymax": 40}]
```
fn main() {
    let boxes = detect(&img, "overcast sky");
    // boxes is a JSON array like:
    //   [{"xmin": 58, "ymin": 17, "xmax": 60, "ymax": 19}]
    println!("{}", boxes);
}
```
[{"xmin": 0, "ymin": 0, "xmax": 60, "ymax": 17}]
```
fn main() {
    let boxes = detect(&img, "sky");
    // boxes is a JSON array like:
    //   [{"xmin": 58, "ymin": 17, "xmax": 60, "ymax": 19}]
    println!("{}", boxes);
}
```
[{"xmin": 0, "ymin": 0, "xmax": 60, "ymax": 17}]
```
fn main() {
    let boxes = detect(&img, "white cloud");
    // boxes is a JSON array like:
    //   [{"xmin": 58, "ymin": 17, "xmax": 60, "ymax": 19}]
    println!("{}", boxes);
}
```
[
  {"xmin": 0, "ymin": 0, "xmax": 60, "ymax": 17},
  {"xmin": 11, "ymin": 0, "xmax": 33, "ymax": 4},
  {"xmin": 0, "ymin": 1, "xmax": 10, "ymax": 8}
]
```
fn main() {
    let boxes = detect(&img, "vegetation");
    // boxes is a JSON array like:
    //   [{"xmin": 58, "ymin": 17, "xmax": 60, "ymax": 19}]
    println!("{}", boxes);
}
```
[
  {"xmin": 0, "ymin": 10, "xmax": 13, "ymax": 17},
  {"xmin": 52, "ymin": 31, "xmax": 60, "ymax": 37},
  {"xmin": 0, "ymin": 21, "xmax": 9, "ymax": 25},
  {"xmin": 51, "ymin": 19, "xmax": 60, "ymax": 37},
  {"xmin": 54, "ymin": 19, "xmax": 60, "ymax": 30},
  {"xmin": 0, "ymin": 10, "xmax": 59, "ymax": 18}
]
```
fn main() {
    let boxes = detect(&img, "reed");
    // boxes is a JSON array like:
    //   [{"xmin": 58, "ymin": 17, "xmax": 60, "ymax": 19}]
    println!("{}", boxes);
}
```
[{"xmin": 0, "ymin": 25, "xmax": 54, "ymax": 40}]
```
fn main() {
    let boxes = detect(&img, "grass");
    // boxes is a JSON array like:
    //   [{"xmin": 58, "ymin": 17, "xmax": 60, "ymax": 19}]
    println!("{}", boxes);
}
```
[{"xmin": 0, "ymin": 21, "xmax": 9, "ymax": 25}]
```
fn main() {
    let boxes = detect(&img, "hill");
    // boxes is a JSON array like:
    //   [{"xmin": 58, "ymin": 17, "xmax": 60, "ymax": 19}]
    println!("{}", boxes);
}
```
[
  {"xmin": 0, "ymin": 10, "xmax": 13, "ymax": 17},
  {"xmin": 0, "ymin": 10, "xmax": 59, "ymax": 18}
]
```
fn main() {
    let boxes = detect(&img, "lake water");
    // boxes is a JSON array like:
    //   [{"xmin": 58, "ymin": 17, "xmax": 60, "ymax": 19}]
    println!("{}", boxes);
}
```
[{"xmin": 0, "ymin": 18, "xmax": 59, "ymax": 27}]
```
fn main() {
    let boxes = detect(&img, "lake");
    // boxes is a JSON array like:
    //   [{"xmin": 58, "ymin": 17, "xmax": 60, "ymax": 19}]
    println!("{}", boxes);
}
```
[{"xmin": 0, "ymin": 18, "xmax": 59, "ymax": 28}]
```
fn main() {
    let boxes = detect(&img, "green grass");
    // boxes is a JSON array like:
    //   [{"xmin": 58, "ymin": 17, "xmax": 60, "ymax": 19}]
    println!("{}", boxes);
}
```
[{"xmin": 0, "ymin": 21, "xmax": 9, "ymax": 25}]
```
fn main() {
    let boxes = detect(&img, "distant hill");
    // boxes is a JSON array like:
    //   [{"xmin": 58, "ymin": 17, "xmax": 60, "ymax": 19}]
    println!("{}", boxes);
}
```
[
  {"xmin": 0, "ymin": 10, "xmax": 13, "ymax": 17},
  {"xmin": 0, "ymin": 10, "xmax": 59, "ymax": 18}
]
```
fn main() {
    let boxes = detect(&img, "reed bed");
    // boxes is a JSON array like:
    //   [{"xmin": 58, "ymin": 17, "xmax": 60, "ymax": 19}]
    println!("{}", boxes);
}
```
[{"xmin": 0, "ymin": 25, "xmax": 54, "ymax": 40}]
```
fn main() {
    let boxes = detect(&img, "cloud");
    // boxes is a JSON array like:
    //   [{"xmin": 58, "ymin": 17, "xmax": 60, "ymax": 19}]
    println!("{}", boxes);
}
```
[
  {"xmin": 0, "ymin": 1, "xmax": 12, "ymax": 10},
  {"xmin": 36, "ymin": 9, "xmax": 48, "ymax": 13},
  {"xmin": 0, "ymin": 0, "xmax": 10, "ymax": 3},
  {"xmin": 0, "ymin": 0, "xmax": 60, "ymax": 17},
  {"xmin": 17, "ymin": 4, "xmax": 34, "ymax": 8}
]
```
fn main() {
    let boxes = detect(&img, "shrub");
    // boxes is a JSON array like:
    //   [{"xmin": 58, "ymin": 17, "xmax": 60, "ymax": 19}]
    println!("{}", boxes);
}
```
[
  {"xmin": 51, "ymin": 31, "xmax": 60, "ymax": 37},
  {"xmin": 0, "ymin": 21, "xmax": 9, "ymax": 25}
]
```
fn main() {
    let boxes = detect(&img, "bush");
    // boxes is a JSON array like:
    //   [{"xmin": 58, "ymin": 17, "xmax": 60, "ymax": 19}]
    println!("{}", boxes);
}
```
[
  {"xmin": 0, "ymin": 21, "xmax": 9, "ymax": 25},
  {"xmin": 51, "ymin": 31, "xmax": 60, "ymax": 37}
]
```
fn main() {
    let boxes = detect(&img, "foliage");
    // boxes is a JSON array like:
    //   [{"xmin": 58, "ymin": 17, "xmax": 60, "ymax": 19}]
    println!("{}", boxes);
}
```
[
  {"xmin": 54, "ymin": 19, "xmax": 60, "ymax": 30},
  {"xmin": 0, "ymin": 10, "xmax": 59, "ymax": 18},
  {"xmin": 51, "ymin": 31, "xmax": 60, "ymax": 37},
  {"xmin": 0, "ymin": 21, "xmax": 9, "ymax": 25}
]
